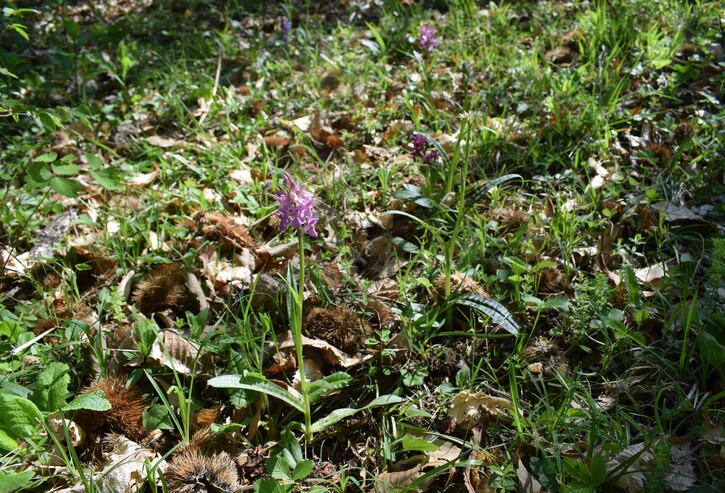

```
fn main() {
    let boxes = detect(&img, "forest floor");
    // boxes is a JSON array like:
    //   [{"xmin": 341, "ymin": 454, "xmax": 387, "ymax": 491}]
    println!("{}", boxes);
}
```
[{"xmin": 1, "ymin": 0, "xmax": 724, "ymax": 491}]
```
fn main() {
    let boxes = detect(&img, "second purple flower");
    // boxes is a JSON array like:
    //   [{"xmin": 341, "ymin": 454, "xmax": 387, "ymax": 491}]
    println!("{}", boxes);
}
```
[{"xmin": 411, "ymin": 134, "xmax": 439, "ymax": 164}]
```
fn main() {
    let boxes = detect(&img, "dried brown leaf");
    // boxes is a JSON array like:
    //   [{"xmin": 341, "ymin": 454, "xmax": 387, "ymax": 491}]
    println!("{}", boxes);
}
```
[
  {"xmin": 147, "ymin": 329, "xmax": 214, "ymax": 377},
  {"xmin": 278, "ymin": 330, "xmax": 365, "ymax": 368},
  {"xmin": 128, "ymin": 168, "xmax": 159, "ymax": 187},
  {"xmin": 449, "ymin": 391, "xmax": 519, "ymax": 430}
]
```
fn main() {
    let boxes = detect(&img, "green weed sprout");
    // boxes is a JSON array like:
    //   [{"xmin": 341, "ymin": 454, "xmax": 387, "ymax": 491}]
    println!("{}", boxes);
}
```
[{"xmin": 275, "ymin": 173, "xmax": 318, "ymax": 440}]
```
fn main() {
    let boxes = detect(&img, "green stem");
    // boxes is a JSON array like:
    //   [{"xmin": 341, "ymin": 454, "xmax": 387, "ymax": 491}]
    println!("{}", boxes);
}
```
[
  {"xmin": 444, "ymin": 121, "xmax": 471, "ymax": 329},
  {"xmin": 295, "ymin": 232, "xmax": 312, "ymax": 440}
]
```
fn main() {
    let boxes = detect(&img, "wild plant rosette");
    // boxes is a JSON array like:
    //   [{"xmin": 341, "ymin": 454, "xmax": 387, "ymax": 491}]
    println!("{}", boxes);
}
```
[{"xmin": 275, "ymin": 173, "xmax": 318, "ymax": 237}]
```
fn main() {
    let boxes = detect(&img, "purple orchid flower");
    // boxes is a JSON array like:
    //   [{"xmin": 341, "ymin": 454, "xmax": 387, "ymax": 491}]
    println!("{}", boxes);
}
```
[
  {"xmin": 411, "ymin": 134, "xmax": 439, "ymax": 164},
  {"xmin": 418, "ymin": 25, "xmax": 440, "ymax": 52},
  {"xmin": 275, "ymin": 173, "xmax": 318, "ymax": 237}
]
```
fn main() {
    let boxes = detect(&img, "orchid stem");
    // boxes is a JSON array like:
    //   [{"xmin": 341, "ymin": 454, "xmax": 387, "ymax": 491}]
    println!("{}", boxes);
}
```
[{"xmin": 295, "ymin": 232, "xmax": 312, "ymax": 440}]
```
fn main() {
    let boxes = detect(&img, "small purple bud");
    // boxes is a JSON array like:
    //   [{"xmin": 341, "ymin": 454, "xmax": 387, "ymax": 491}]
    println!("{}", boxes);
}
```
[{"xmin": 281, "ymin": 17, "xmax": 292, "ymax": 34}]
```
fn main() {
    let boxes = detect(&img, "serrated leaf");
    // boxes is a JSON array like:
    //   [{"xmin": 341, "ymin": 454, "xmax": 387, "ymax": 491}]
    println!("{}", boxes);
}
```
[
  {"xmin": 0, "ymin": 394, "xmax": 43, "ymax": 441},
  {"xmin": 292, "ymin": 459, "xmax": 314, "ymax": 481},
  {"xmin": 63, "ymin": 390, "xmax": 111, "ymax": 412},
  {"xmin": 51, "ymin": 163, "xmax": 80, "ymax": 176},
  {"xmin": 31, "ymin": 362, "xmax": 71, "ymax": 412},
  {"xmin": 49, "ymin": 177, "xmax": 83, "ymax": 198},
  {"xmin": 253, "ymin": 478, "xmax": 287, "ymax": 493},
  {"xmin": 456, "ymin": 294, "xmax": 519, "ymax": 335},
  {"xmin": 267, "ymin": 456, "xmax": 291, "ymax": 481},
  {"xmin": 464, "ymin": 174, "xmax": 523, "ymax": 213},
  {"xmin": 207, "ymin": 374, "xmax": 304, "ymax": 412},
  {"xmin": 274, "ymin": 429, "xmax": 304, "ymax": 467}
]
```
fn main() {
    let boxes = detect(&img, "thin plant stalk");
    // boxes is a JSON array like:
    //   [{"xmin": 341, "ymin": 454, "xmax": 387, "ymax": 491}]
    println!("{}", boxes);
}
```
[
  {"xmin": 444, "ymin": 121, "xmax": 472, "ymax": 327},
  {"xmin": 294, "ymin": 232, "xmax": 312, "ymax": 440}
]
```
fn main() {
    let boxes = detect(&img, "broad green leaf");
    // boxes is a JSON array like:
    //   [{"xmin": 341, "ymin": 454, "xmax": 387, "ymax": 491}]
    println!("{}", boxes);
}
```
[
  {"xmin": 393, "ymin": 184, "xmax": 435, "ymax": 209},
  {"xmin": 0, "ymin": 67, "xmax": 18, "ymax": 79},
  {"xmin": 0, "ymin": 320, "xmax": 22, "ymax": 341},
  {"xmin": 49, "ymin": 177, "xmax": 83, "ymax": 198},
  {"xmin": 31, "ymin": 362, "xmax": 71, "ymax": 412},
  {"xmin": 85, "ymin": 153, "xmax": 103, "ymax": 170},
  {"xmin": 307, "ymin": 371, "xmax": 352, "ymax": 403},
  {"xmin": 51, "ymin": 162, "xmax": 80, "ymax": 176},
  {"xmin": 309, "ymin": 407, "xmax": 359, "ymax": 433},
  {"xmin": 0, "ymin": 470, "xmax": 35, "ymax": 493},
  {"xmin": 63, "ymin": 390, "xmax": 111, "ymax": 412},
  {"xmin": 291, "ymin": 459, "xmax": 314, "ymax": 481},
  {"xmin": 37, "ymin": 110, "xmax": 62, "ymax": 132},
  {"xmin": 33, "ymin": 152, "xmax": 57, "ymax": 163},
  {"xmin": 392, "ymin": 236, "xmax": 420, "ymax": 254},
  {"xmin": 64, "ymin": 19, "xmax": 80, "ymax": 39},
  {"xmin": 227, "ymin": 388, "xmax": 256, "ymax": 409},
  {"xmin": 401, "ymin": 435, "xmax": 439, "ymax": 452},
  {"xmin": 366, "ymin": 394, "xmax": 404, "ymax": 407},
  {"xmin": 699, "ymin": 331, "xmax": 725, "ymax": 367},
  {"xmin": 0, "ymin": 393, "xmax": 43, "ymax": 440},
  {"xmin": 253, "ymin": 478, "xmax": 286, "ymax": 493},
  {"xmin": 25, "ymin": 163, "xmax": 52, "ymax": 187},
  {"xmin": 277, "ymin": 429, "xmax": 304, "ymax": 465},
  {"xmin": 207, "ymin": 374, "xmax": 304, "ymax": 412},
  {"xmin": 455, "ymin": 294, "xmax": 519, "ymax": 335},
  {"xmin": 540, "ymin": 297, "xmax": 571, "ymax": 310},
  {"xmin": 267, "ymin": 456, "xmax": 291, "ymax": 481},
  {"xmin": 310, "ymin": 394, "xmax": 403, "ymax": 433},
  {"xmin": 142, "ymin": 403, "xmax": 175, "ymax": 430},
  {"xmin": 0, "ymin": 429, "xmax": 17, "ymax": 452},
  {"xmin": 89, "ymin": 168, "xmax": 120, "ymax": 189}
]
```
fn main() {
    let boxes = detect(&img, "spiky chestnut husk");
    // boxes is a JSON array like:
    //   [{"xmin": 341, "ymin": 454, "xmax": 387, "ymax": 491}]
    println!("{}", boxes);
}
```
[
  {"xmin": 131, "ymin": 263, "xmax": 198, "ymax": 316},
  {"xmin": 73, "ymin": 376, "xmax": 148, "ymax": 442},
  {"xmin": 304, "ymin": 306, "xmax": 363, "ymax": 354},
  {"xmin": 165, "ymin": 449, "xmax": 241, "ymax": 493}
]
